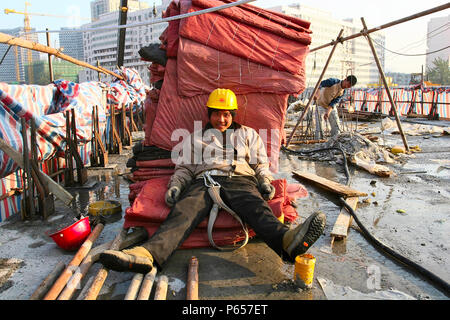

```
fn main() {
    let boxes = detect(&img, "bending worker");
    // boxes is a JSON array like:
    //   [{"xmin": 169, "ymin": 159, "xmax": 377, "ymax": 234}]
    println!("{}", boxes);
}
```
[
  {"xmin": 100, "ymin": 89, "xmax": 326, "ymax": 274},
  {"xmin": 314, "ymin": 75, "xmax": 357, "ymax": 138}
]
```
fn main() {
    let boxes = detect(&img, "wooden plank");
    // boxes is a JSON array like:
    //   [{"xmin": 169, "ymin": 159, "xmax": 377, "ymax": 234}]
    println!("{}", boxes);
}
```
[
  {"xmin": 331, "ymin": 197, "xmax": 359, "ymax": 240},
  {"xmin": 0, "ymin": 32, "xmax": 123, "ymax": 79},
  {"xmin": 292, "ymin": 171, "xmax": 368, "ymax": 197},
  {"xmin": 124, "ymin": 274, "xmax": 144, "ymax": 300},
  {"xmin": 0, "ymin": 136, "xmax": 73, "ymax": 206},
  {"xmin": 137, "ymin": 268, "xmax": 157, "ymax": 300},
  {"xmin": 30, "ymin": 262, "xmax": 65, "ymax": 300},
  {"xmin": 154, "ymin": 276, "xmax": 168, "ymax": 300}
]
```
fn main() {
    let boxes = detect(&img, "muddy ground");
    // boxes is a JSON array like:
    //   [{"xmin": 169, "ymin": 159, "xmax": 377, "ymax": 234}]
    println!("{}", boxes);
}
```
[{"xmin": 0, "ymin": 119, "xmax": 449, "ymax": 301}]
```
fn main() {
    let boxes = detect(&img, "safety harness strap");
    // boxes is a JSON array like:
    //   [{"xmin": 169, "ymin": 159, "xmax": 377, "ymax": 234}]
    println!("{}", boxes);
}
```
[{"xmin": 203, "ymin": 172, "xmax": 249, "ymax": 251}]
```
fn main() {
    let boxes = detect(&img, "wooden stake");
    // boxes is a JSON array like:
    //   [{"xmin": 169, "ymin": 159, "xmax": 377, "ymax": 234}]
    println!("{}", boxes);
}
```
[
  {"xmin": 137, "ymin": 268, "xmax": 157, "ymax": 300},
  {"xmin": 286, "ymin": 29, "xmax": 344, "ymax": 148},
  {"xmin": 361, "ymin": 17, "xmax": 409, "ymax": 152},
  {"xmin": 124, "ymin": 274, "xmax": 144, "ymax": 300},
  {"xmin": 43, "ymin": 223, "xmax": 104, "ymax": 300},
  {"xmin": 154, "ymin": 276, "xmax": 169, "ymax": 300},
  {"xmin": 83, "ymin": 228, "xmax": 129, "ymax": 300},
  {"xmin": 30, "ymin": 262, "xmax": 65, "ymax": 300},
  {"xmin": 0, "ymin": 137, "xmax": 73, "ymax": 205},
  {"xmin": 59, "ymin": 228, "xmax": 148, "ymax": 300}
]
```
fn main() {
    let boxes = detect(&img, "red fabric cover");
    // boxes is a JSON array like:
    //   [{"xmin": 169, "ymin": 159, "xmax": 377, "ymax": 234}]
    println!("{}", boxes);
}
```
[
  {"xmin": 178, "ymin": 0, "xmax": 310, "ymax": 75},
  {"xmin": 135, "ymin": 159, "xmax": 175, "ymax": 168},
  {"xmin": 124, "ymin": 176, "xmax": 308, "ymax": 249},
  {"xmin": 193, "ymin": 0, "xmax": 312, "ymax": 40},
  {"xmin": 149, "ymin": 64, "xmax": 165, "ymax": 83},
  {"xmin": 161, "ymin": 0, "xmax": 181, "ymax": 57},
  {"xmin": 148, "ymin": 58, "xmax": 287, "ymax": 172},
  {"xmin": 177, "ymin": 38, "xmax": 306, "ymax": 97}
]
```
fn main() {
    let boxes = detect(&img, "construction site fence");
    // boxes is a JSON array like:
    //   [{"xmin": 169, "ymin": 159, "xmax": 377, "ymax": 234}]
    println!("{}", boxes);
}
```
[{"xmin": 299, "ymin": 86, "xmax": 450, "ymax": 120}]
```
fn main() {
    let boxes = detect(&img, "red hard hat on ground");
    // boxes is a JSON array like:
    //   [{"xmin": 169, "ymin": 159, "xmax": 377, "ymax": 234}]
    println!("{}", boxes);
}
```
[{"xmin": 49, "ymin": 216, "xmax": 91, "ymax": 251}]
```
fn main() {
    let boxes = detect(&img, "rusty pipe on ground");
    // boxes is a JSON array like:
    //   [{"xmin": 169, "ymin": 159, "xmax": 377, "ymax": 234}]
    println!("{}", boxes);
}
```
[
  {"xmin": 43, "ymin": 223, "xmax": 104, "ymax": 300},
  {"xmin": 186, "ymin": 257, "xmax": 199, "ymax": 300}
]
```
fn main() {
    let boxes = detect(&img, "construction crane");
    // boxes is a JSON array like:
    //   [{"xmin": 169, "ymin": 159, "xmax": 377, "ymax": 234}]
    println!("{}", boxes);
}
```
[{"xmin": 4, "ymin": 3, "xmax": 89, "ymax": 84}]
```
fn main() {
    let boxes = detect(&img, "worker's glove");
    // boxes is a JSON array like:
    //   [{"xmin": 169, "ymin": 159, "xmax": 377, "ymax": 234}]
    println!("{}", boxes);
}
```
[
  {"xmin": 165, "ymin": 186, "xmax": 181, "ymax": 207},
  {"xmin": 259, "ymin": 182, "xmax": 276, "ymax": 201}
]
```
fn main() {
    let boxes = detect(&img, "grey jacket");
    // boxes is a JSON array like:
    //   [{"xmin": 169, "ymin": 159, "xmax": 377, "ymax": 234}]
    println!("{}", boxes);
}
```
[{"xmin": 169, "ymin": 123, "xmax": 274, "ymax": 190}]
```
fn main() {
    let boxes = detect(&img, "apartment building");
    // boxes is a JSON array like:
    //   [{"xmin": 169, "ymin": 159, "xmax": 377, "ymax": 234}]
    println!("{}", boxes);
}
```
[
  {"xmin": 59, "ymin": 27, "xmax": 85, "ymax": 61},
  {"xmin": 426, "ymin": 14, "xmax": 450, "ymax": 70},
  {"xmin": 0, "ymin": 27, "xmax": 40, "ymax": 84},
  {"xmin": 79, "ymin": 5, "xmax": 167, "ymax": 85},
  {"xmin": 90, "ymin": 0, "xmax": 150, "ymax": 22}
]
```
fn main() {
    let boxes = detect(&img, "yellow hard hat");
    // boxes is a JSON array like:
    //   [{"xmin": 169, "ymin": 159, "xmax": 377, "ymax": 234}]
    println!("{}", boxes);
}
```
[{"xmin": 207, "ymin": 89, "xmax": 238, "ymax": 110}]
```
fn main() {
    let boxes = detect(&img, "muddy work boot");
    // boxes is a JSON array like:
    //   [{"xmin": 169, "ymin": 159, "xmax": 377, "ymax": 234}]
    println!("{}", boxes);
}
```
[
  {"xmin": 99, "ymin": 246, "xmax": 154, "ymax": 274},
  {"xmin": 283, "ymin": 211, "xmax": 326, "ymax": 259}
]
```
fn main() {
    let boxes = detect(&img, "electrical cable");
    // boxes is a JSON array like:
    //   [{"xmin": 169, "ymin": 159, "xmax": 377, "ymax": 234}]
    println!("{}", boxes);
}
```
[
  {"xmin": 372, "ymin": 40, "xmax": 450, "ymax": 57},
  {"xmin": 282, "ymin": 143, "xmax": 450, "ymax": 297},
  {"xmin": 24, "ymin": 0, "xmax": 257, "ymax": 35}
]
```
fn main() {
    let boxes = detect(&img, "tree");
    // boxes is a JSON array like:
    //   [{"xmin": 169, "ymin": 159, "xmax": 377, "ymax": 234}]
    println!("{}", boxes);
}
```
[{"xmin": 426, "ymin": 57, "xmax": 450, "ymax": 85}]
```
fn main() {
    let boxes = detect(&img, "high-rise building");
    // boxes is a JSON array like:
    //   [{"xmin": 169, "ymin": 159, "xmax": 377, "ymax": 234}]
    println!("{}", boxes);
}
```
[
  {"xmin": 0, "ymin": 27, "xmax": 40, "ymax": 84},
  {"xmin": 28, "ymin": 59, "xmax": 84, "ymax": 85},
  {"xmin": 59, "ymin": 28, "xmax": 85, "ymax": 61},
  {"xmin": 79, "ymin": 5, "xmax": 167, "ymax": 85},
  {"xmin": 90, "ymin": 0, "xmax": 150, "ymax": 21},
  {"xmin": 425, "ymin": 15, "xmax": 450, "ymax": 71},
  {"xmin": 268, "ymin": 4, "xmax": 386, "ymax": 88}
]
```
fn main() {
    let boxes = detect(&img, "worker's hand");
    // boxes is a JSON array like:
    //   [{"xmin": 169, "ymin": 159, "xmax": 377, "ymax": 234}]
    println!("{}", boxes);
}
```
[
  {"xmin": 165, "ymin": 186, "xmax": 181, "ymax": 207},
  {"xmin": 259, "ymin": 182, "xmax": 276, "ymax": 201},
  {"xmin": 324, "ymin": 107, "xmax": 332, "ymax": 121}
]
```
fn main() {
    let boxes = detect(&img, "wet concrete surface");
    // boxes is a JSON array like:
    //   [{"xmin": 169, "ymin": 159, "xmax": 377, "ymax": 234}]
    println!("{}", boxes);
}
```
[{"xmin": 0, "ymin": 125, "xmax": 449, "ymax": 300}]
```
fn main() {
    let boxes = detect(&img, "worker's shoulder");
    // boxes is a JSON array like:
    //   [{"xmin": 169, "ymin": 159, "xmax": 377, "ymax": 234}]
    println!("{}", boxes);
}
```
[{"xmin": 321, "ymin": 78, "xmax": 341, "ymax": 87}]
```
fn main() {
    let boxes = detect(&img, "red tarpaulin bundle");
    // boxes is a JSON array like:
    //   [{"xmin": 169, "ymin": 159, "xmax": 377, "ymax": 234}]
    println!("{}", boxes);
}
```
[
  {"xmin": 149, "ymin": 58, "xmax": 287, "ymax": 172},
  {"xmin": 129, "ymin": 0, "xmax": 313, "ymax": 247},
  {"xmin": 179, "ymin": 0, "xmax": 311, "ymax": 75}
]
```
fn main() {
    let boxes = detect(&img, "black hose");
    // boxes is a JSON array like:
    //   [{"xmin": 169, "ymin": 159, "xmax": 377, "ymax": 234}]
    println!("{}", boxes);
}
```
[
  {"xmin": 281, "ymin": 145, "xmax": 351, "ymax": 184},
  {"xmin": 282, "ymin": 144, "xmax": 450, "ymax": 298},
  {"xmin": 339, "ymin": 197, "xmax": 450, "ymax": 298}
]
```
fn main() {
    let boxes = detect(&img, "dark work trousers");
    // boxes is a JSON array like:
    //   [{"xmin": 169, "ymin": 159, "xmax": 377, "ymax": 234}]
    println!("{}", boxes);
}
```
[{"xmin": 142, "ymin": 176, "xmax": 290, "ymax": 269}]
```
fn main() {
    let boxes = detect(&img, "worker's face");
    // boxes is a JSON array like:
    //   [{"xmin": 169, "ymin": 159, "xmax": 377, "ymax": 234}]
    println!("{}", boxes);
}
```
[
  {"xmin": 341, "ymin": 80, "xmax": 352, "ymax": 89},
  {"xmin": 209, "ymin": 110, "xmax": 233, "ymax": 132}
]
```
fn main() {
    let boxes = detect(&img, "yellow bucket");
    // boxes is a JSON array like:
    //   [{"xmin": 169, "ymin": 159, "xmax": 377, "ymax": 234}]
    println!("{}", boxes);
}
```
[
  {"xmin": 88, "ymin": 200, "xmax": 122, "ymax": 217},
  {"xmin": 294, "ymin": 254, "xmax": 316, "ymax": 288}
]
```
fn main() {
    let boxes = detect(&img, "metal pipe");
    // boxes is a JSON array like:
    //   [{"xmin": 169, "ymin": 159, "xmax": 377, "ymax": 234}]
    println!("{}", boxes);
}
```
[
  {"xmin": 310, "ymin": 3, "xmax": 450, "ymax": 53},
  {"xmin": 186, "ymin": 257, "xmax": 199, "ymax": 300},
  {"xmin": 46, "ymin": 29, "xmax": 54, "ymax": 82},
  {"xmin": 137, "ymin": 268, "xmax": 157, "ymax": 300},
  {"xmin": 124, "ymin": 273, "xmax": 144, "ymax": 300},
  {"xmin": 361, "ymin": 18, "xmax": 410, "ymax": 152}
]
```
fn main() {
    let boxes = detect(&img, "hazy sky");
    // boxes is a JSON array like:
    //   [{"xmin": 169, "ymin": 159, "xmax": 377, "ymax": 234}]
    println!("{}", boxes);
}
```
[{"xmin": 1, "ymin": 0, "xmax": 448, "ymax": 73}]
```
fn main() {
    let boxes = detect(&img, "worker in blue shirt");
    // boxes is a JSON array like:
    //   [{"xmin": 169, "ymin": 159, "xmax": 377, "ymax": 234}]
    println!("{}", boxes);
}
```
[{"xmin": 313, "ymin": 75, "xmax": 357, "ymax": 137}]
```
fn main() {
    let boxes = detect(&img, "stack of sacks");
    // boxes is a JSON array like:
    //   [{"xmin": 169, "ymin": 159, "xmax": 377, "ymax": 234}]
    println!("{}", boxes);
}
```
[
  {"xmin": 126, "ymin": 0, "xmax": 312, "ymax": 248},
  {"xmin": 147, "ymin": 0, "xmax": 311, "ymax": 173}
]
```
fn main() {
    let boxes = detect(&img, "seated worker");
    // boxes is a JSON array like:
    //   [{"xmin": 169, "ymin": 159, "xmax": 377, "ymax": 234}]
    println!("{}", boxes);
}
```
[
  {"xmin": 100, "ymin": 89, "xmax": 326, "ymax": 274},
  {"xmin": 314, "ymin": 75, "xmax": 357, "ymax": 137}
]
